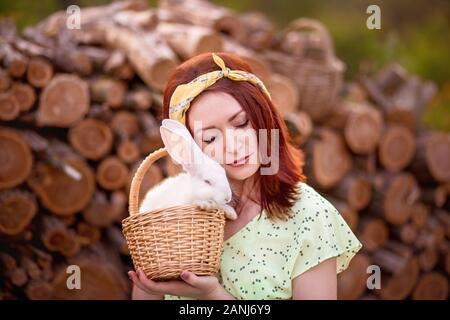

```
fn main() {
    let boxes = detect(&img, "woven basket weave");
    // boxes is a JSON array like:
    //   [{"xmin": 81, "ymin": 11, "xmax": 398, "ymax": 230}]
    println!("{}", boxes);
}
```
[
  {"xmin": 279, "ymin": 18, "xmax": 345, "ymax": 121},
  {"xmin": 122, "ymin": 147, "xmax": 226, "ymax": 280}
]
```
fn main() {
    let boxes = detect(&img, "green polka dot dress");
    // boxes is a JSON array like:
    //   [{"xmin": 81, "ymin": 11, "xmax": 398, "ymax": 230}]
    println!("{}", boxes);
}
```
[{"xmin": 164, "ymin": 181, "xmax": 363, "ymax": 300}]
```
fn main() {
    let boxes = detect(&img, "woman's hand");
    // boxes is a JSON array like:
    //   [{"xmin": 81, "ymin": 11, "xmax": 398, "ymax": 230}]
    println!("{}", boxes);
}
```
[{"xmin": 128, "ymin": 269, "xmax": 234, "ymax": 300}]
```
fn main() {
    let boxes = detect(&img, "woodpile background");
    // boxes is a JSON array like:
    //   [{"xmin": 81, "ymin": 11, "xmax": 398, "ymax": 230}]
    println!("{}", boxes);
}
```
[{"xmin": 0, "ymin": 0, "xmax": 448, "ymax": 300}]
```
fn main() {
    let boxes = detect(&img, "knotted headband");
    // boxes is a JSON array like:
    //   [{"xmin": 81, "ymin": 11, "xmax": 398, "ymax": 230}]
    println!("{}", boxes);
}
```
[{"xmin": 169, "ymin": 52, "xmax": 272, "ymax": 126}]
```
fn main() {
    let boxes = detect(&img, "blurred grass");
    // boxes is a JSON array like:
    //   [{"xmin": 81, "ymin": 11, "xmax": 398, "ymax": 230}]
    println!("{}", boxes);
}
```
[{"xmin": 1, "ymin": 0, "xmax": 448, "ymax": 130}]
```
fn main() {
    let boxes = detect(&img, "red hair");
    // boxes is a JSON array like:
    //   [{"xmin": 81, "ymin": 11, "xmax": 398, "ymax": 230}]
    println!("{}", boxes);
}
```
[{"xmin": 162, "ymin": 52, "xmax": 307, "ymax": 221}]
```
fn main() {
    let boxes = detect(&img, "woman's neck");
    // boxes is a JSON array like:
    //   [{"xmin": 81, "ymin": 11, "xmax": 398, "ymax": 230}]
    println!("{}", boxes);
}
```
[{"xmin": 229, "ymin": 175, "xmax": 260, "ymax": 216}]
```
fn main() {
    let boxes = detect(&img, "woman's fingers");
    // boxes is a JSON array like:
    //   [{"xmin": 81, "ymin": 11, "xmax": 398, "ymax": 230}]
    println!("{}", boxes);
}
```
[
  {"xmin": 136, "ymin": 269, "xmax": 187, "ymax": 294},
  {"xmin": 130, "ymin": 269, "xmax": 213, "ymax": 297},
  {"xmin": 180, "ymin": 271, "xmax": 199, "ymax": 287},
  {"xmin": 129, "ymin": 270, "xmax": 157, "ymax": 294}
]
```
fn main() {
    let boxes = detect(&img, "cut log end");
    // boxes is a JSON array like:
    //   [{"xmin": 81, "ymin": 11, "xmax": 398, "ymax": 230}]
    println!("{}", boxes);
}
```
[
  {"xmin": 359, "ymin": 218, "xmax": 389, "ymax": 251},
  {"xmin": 27, "ymin": 158, "xmax": 95, "ymax": 216},
  {"xmin": 0, "ymin": 92, "xmax": 20, "ymax": 121},
  {"xmin": 37, "ymin": 74, "xmax": 89, "ymax": 127},
  {"xmin": 412, "ymin": 272, "xmax": 449, "ymax": 300},
  {"xmin": 68, "ymin": 118, "xmax": 113, "ymax": 160},
  {"xmin": 96, "ymin": 156, "xmax": 129, "ymax": 190},
  {"xmin": 10, "ymin": 82, "xmax": 36, "ymax": 112},
  {"xmin": 283, "ymin": 111, "xmax": 313, "ymax": 146},
  {"xmin": 0, "ymin": 190, "xmax": 37, "ymax": 236},
  {"xmin": 308, "ymin": 128, "xmax": 351, "ymax": 188},
  {"xmin": 27, "ymin": 57, "xmax": 54, "ymax": 88},
  {"xmin": 379, "ymin": 125, "xmax": 416, "ymax": 172},
  {"xmin": 380, "ymin": 257, "xmax": 420, "ymax": 300},
  {"xmin": 0, "ymin": 127, "xmax": 33, "ymax": 189},
  {"xmin": 383, "ymin": 173, "xmax": 420, "ymax": 225}
]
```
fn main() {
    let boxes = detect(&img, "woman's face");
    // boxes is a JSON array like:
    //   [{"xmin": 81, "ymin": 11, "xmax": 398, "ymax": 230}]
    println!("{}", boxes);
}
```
[{"xmin": 187, "ymin": 91, "xmax": 260, "ymax": 182}]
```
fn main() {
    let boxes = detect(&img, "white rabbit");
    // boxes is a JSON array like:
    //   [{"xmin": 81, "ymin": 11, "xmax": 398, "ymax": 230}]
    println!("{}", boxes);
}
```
[{"xmin": 138, "ymin": 118, "xmax": 237, "ymax": 220}]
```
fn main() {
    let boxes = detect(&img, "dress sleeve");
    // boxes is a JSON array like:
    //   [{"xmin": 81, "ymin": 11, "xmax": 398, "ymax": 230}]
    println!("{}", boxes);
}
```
[{"xmin": 291, "ymin": 184, "xmax": 363, "ymax": 279}]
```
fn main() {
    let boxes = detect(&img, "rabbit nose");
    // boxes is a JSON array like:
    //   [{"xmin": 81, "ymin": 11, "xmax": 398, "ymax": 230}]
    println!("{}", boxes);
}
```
[{"xmin": 225, "ymin": 196, "xmax": 231, "ymax": 202}]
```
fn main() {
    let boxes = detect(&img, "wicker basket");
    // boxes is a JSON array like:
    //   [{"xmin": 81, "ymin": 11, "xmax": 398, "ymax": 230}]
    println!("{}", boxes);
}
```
[
  {"xmin": 272, "ymin": 18, "xmax": 345, "ymax": 122},
  {"xmin": 122, "ymin": 147, "xmax": 226, "ymax": 280}
]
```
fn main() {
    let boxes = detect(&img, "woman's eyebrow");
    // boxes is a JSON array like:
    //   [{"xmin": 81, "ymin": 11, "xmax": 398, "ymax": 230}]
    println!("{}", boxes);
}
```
[{"xmin": 195, "ymin": 110, "xmax": 244, "ymax": 133}]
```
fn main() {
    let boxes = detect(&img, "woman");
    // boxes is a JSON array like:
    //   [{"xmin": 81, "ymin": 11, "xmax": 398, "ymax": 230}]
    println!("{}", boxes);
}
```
[{"xmin": 128, "ymin": 52, "xmax": 362, "ymax": 300}]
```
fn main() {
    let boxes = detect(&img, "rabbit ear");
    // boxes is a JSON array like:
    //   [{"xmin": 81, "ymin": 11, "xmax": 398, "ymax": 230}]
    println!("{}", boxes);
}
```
[{"xmin": 160, "ymin": 119, "xmax": 204, "ymax": 173}]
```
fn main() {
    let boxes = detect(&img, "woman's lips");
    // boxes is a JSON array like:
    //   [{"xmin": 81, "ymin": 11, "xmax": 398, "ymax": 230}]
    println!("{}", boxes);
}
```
[{"xmin": 227, "ymin": 154, "xmax": 251, "ymax": 167}]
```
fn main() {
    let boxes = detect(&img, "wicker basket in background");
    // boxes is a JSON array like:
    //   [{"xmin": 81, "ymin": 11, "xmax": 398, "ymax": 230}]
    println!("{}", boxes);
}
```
[
  {"xmin": 268, "ymin": 18, "xmax": 345, "ymax": 122},
  {"xmin": 122, "ymin": 147, "xmax": 226, "ymax": 280}
]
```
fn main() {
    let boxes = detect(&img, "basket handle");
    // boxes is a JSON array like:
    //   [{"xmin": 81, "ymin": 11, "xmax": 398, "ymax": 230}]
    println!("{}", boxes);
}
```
[
  {"xmin": 282, "ymin": 18, "xmax": 335, "ymax": 62},
  {"xmin": 128, "ymin": 147, "xmax": 168, "ymax": 216}
]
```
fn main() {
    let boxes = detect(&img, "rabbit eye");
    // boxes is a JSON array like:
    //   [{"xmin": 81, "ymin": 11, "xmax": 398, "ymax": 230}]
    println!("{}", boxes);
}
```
[{"xmin": 204, "ymin": 179, "xmax": 212, "ymax": 185}]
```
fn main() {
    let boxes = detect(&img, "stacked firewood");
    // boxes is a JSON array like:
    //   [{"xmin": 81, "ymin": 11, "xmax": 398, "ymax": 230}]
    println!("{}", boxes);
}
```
[{"xmin": 0, "ymin": 0, "xmax": 448, "ymax": 300}]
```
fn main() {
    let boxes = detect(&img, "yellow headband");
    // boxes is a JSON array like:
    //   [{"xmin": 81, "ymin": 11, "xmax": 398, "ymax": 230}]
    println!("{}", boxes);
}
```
[{"xmin": 169, "ymin": 52, "xmax": 272, "ymax": 126}]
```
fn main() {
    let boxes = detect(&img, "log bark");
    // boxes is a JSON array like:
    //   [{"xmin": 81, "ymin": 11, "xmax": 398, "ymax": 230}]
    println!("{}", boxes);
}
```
[
  {"xmin": 266, "ymin": 73, "xmax": 299, "ymax": 114},
  {"xmin": 111, "ymin": 111, "xmax": 140, "ymax": 139},
  {"xmin": 82, "ymin": 191, "xmax": 126, "ymax": 228},
  {"xmin": 329, "ymin": 171, "xmax": 372, "ymax": 211},
  {"xmin": 410, "ymin": 202, "xmax": 429, "ymax": 229},
  {"xmin": 76, "ymin": 221, "xmax": 101, "ymax": 246},
  {"xmin": 89, "ymin": 77, "xmax": 126, "ymax": 108},
  {"xmin": 41, "ymin": 215, "xmax": 81, "ymax": 257},
  {"xmin": 421, "ymin": 183, "xmax": 449, "ymax": 208},
  {"xmin": 33, "ymin": 0, "xmax": 148, "ymax": 37},
  {"xmin": 368, "ymin": 172, "xmax": 421, "ymax": 225},
  {"xmin": 112, "ymin": 9, "xmax": 159, "ymax": 32},
  {"xmin": 100, "ymin": 22, "xmax": 178, "ymax": 91},
  {"xmin": 415, "ymin": 216, "xmax": 446, "ymax": 251},
  {"xmin": 0, "ymin": 42, "xmax": 28, "ymax": 78},
  {"xmin": 434, "ymin": 209, "xmax": 450, "ymax": 239},
  {"xmin": 418, "ymin": 248, "xmax": 438, "ymax": 272},
  {"xmin": 159, "ymin": 0, "xmax": 242, "ymax": 40},
  {"xmin": 322, "ymin": 101, "xmax": 383, "ymax": 155},
  {"xmin": 221, "ymin": 35, "xmax": 272, "ymax": 83},
  {"xmin": 156, "ymin": 22, "xmax": 223, "ymax": 60},
  {"xmin": 283, "ymin": 111, "xmax": 313, "ymax": 147},
  {"xmin": 25, "ymin": 280, "xmax": 53, "ymax": 300},
  {"xmin": 379, "ymin": 257, "xmax": 419, "ymax": 300},
  {"xmin": 103, "ymin": 50, "xmax": 135, "ymax": 80},
  {"xmin": 0, "ymin": 68, "xmax": 12, "ymax": 92},
  {"xmin": 123, "ymin": 86, "xmax": 153, "ymax": 110},
  {"xmin": 360, "ymin": 64, "xmax": 436, "ymax": 132},
  {"xmin": 409, "ymin": 130, "xmax": 450, "ymax": 184}
]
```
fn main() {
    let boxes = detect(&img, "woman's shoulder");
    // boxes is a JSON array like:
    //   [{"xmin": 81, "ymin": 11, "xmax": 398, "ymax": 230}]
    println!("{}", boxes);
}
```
[
  {"xmin": 291, "ymin": 181, "xmax": 337, "ymax": 215},
  {"xmin": 290, "ymin": 181, "xmax": 363, "ymax": 277}
]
